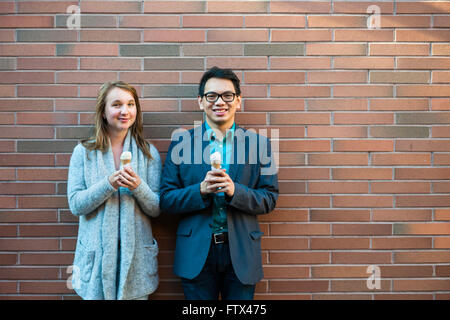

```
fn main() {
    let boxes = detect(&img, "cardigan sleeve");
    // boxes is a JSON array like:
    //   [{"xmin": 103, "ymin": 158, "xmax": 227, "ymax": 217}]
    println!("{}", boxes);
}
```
[
  {"xmin": 131, "ymin": 144, "xmax": 161, "ymax": 218},
  {"xmin": 67, "ymin": 144, "xmax": 117, "ymax": 217}
]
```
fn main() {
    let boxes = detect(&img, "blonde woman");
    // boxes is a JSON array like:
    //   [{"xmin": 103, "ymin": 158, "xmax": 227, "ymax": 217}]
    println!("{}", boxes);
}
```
[{"xmin": 67, "ymin": 81, "xmax": 161, "ymax": 300}]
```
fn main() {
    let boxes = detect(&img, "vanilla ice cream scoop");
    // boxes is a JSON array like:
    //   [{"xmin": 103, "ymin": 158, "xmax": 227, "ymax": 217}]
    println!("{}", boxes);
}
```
[
  {"xmin": 120, "ymin": 151, "xmax": 132, "ymax": 167},
  {"xmin": 210, "ymin": 151, "xmax": 221, "ymax": 170}
]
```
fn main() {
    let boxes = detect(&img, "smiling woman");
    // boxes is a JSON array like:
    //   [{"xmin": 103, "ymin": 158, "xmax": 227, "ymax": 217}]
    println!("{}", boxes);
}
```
[{"xmin": 66, "ymin": 80, "xmax": 162, "ymax": 300}]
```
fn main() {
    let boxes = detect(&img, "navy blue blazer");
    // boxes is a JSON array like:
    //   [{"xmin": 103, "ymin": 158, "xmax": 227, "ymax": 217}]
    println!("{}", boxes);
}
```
[{"xmin": 160, "ymin": 122, "xmax": 279, "ymax": 285}]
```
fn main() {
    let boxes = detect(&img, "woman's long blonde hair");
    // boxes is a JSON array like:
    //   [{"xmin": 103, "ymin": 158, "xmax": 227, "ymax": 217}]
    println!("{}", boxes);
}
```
[{"xmin": 82, "ymin": 81, "xmax": 152, "ymax": 159}]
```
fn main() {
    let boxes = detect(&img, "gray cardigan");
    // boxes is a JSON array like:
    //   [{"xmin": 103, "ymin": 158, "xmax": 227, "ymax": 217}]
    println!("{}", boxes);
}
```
[{"xmin": 67, "ymin": 131, "xmax": 161, "ymax": 300}]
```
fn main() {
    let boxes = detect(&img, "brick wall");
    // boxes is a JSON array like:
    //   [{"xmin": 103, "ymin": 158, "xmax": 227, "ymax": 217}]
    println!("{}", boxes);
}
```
[{"xmin": 1, "ymin": 0, "xmax": 450, "ymax": 300}]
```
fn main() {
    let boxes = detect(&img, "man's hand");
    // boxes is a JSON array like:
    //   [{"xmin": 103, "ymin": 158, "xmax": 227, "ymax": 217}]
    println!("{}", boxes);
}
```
[{"xmin": 200, "ymin": 169, "xmax": 235, "ymax": 198}]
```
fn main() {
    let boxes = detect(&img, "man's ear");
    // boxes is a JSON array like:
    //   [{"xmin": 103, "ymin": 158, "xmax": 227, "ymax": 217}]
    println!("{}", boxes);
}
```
[
  {"xmin": 198, "ymin": 95, "xmax": 204, "ymax": 110},
  {"xmin": 236, "ymin": 95, "xmax": 242, "ymax": 110}
]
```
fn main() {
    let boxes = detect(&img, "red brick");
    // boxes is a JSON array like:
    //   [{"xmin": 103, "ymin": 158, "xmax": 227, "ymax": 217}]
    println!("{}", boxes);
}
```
[
  {"xmin": 333, "ymin": 196, "xmax": 393, "ymax": 208},
  {"xmin": 398, "ymin": 58, "xmax": 450, "ymax": 69},
  {"xmin": 206, "ymin": 57, "xmax": 267, "ymax": 70},
  {"xmin": 328, "ymin": 83, "xmax": 386, "ymax": 97},
  {"xmin": 261, "ymin": 237, "xmax": 308, "ymax": 250},
  {"xmin": 18, "ymin": 196, "xmax": 68, "ymax": 209},
  {"xmin": 333, "ymin": 2, "xmax": 393, "ymax": 14},
  {"xmin": 272, "ymin": 30, "xmax": 331, "ymax": 42},
  {"xmin": 0, "ymin": 196, "xmax": 16, "ymax": 209},
  {"xmin": 332, "ymin": 280, "xmax": 391, "ymax": 292},
  {"xmin": 333, "ymin": 224, "xmax": 392, "ymax": 236},
  {"xmin": 308, "ymin": 182, "xmax": 369, "ymax": 194},
  {"xmin": 245, "ymin": 15, "xmax": 305, "ymax": 28},
  {"xmin": 397, "ymin": 30, "xmax": 450, "ymax": 42},
  {"xmin": 308, "ymin": 126, "xmax": 367, "ymax": 138},
  {"xmin": 244, "ymin": 99, "xmax": 304, "ymax": 112},
  {"xmin": 263, "ymin": 266, "xmax": 309, "ymax": 279},
  {"xmin": 270, "ymin": 112, "xmax": 329, "ymax": 125},
  {"xmin": 312, "ymin": 266, "xmax": 367, "ymax": 278},
  {"xmin": 311, "ymin": 238, "xmax": 370, "ymax": 250},
  {"xmin": 183, "ymin": 15, "xmax": 243, "ymax": 28},
  {"xmin": 395, "ymin": 252, "xmax": 450, "ymax": 264},
  {"xmin": 308, "ymin": 153, "xmax": 368, "ymax": 166},
  {"xmin": 18, "ymin": 86, "xmax": 78, "ymax": 98},
  {"xmin": 396, "ymin": 140, "xmax": 450, "ymax": 152},
  {"xmin": 245, "ymin": 71, "xmax": 305, "ymax": 84},
  {"xmin": 334, "ymin": 140, "xmax": 393, "ymax": 152},
  {"xmin": 81, "ymin": 30, "xmax": 141, "ymax": 42},
  {"xmin": 370, "ymin": 99, "xmax": 428, "ymax": 111},
  {"xmin": 335, "ymin": 30, "xmax": 393, "ymax": 42},
  {"xmin": 373, "ymin": 209, "xmax": 432, "ymax": 222},
  {"xmin": 397, "ymin": 196, "xmax": 450, "ymax": 208},
  {"xmin": 308, "ymin": 99, "xmax": 367, "ymax": 111},
  {"xmin": 370, "ymin": 43, "xmax": 429, "ymax": 56},
  {"xmin": 0, "ymin": 72, "xmax": 54, "ymax": 84},
  {"xmin": 208, "ymin": 1, "xmax": 267, "ymax": 13},
  {"xmin": 0, "ymin": 183, "xmax": 55, "ymax": 195},
  {"xmin": 398, "ymin": 85, "xmax": 450, "ymax": 97},
  {"xmin": 81, "ymin": 1, "xmax": 140, "ymax": 13},
  {"xmin": 333, "ymin": 168, "xmax": 392, "ymax": 180},
  {"xmin": 396, "ymin": 168, "xmax": 450, "ymax": 180},
  {"xmin": 270, "ymin": 223, "xmax": 330, "ymax": 236},
  {"xmin": 17, "ymin": 113, "xmax": 77, "ymax": 125},
  {"xmin": 310, "ymin": 210, "xmax": 370, "ymax": 222},
  {"xmin": 308, "ymin": 15, "xmax": 366, "ymax": 28},
  {"xmin": 18, "ymin": 1, "xmax": 77, "ymax": 13},
  {"xmin": 332, "ymin": 252, "xmax": 391, "ymax": 264},
  {"xmin": 334, "ymin": 112, "xmax": 393, "ymax": 124},
  {"xmin": 371, "ymin": 153, "xmax": 430, "ymax": 166},
  {"xmin": 307, "ymin": 43, "xmax": 366, "ymax": 56},
  {"xmin": 334, "ymin": 57, "xmax": 394, "ymax": 69},
  {"xmin": 371, "ymin": 182, "xmax": 430, "ymax": 194},
  {"xmin": 373, "ymin": 237, "xmax": 432, "ymax": 249},
  {"xmin": 270, "ymin": 57, "xmax": 331, "ymax": 70},
  {"xmin": 271, "ymin": 1, "xmax": 331, "ymax": 14},
  {"xmin": 277, "ymin": 195, "xmax": 330, "ymax": 208},
  {"xmin": 145, "ymin": 30, "xmax": 205, "ymax": 42},
  {"xmin": 279, "ymin": 140, "xmax": 330, "ymax": 152},
  {"xmin": 278, "ymin": 168, "xmax": 329, "ymax": 180},
  {"xmin": 18, "ymin": 58, "xmax": 78, "ymax": 70},
  {"xmin": 0, "ymin": 16, "xmax": 54, "ymax": 28},
  {"xmin": 271, "ymin": 86, "xmax": 330, "ymax": 98},
  {"xmin": 308, "ymin": 71, "xmax": 366, "ymax": 84}
]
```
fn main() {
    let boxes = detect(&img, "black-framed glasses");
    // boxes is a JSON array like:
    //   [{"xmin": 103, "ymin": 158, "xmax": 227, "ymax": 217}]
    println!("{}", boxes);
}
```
[{"xmin": 203, "ymin": 91, "xmax": 236, "ymax": 103}]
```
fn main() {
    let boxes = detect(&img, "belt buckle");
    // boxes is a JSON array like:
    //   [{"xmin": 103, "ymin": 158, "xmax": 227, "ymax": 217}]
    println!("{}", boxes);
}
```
[{"xmin": 213, "ymin": 233, "xmax": 224, "ymax": 244}]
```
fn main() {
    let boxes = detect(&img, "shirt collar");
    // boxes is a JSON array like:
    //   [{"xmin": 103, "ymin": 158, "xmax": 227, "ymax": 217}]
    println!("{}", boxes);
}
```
[{"xmin": 205, "ymin": 121, "xmax": 235, "ymax": 142}]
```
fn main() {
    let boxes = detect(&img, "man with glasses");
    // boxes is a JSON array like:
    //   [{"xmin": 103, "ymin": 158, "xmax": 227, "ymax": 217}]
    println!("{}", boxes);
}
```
[{"xmin": 160, "ymin": 66, "xmax": 279, "ymax": 300}]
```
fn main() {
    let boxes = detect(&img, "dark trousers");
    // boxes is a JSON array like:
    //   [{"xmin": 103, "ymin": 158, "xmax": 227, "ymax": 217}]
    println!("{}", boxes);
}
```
[{"xmin": 180, "ymin": 241, "xmax": 255, "ymax": 300}]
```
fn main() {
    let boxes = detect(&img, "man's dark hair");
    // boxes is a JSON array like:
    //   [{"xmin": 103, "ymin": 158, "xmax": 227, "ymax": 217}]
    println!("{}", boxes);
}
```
[{"xmin": 198, "ymin": 66, "xmax": 241, "ymax": 97}]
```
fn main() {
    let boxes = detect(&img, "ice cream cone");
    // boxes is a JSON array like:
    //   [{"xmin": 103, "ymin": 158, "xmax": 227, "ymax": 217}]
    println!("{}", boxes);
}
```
[
  {"xmin": 120, "ymin": 151, "xmax": 132, "ymax": 168},
  {"xmin": 210, "ymin": 151, "xmax": 221, "ymax": 171}
]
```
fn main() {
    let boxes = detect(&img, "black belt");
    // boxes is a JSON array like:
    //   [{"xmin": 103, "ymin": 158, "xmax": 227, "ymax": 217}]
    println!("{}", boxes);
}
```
[{"xmin": 212, "ymin": 232, "xmax": 228, "ymax": 244}]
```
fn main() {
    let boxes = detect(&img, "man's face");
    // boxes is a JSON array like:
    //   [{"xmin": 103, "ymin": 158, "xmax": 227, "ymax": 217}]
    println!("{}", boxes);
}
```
[{"xmin": 198, "ymin": 77, "xmax": 241, "ymax": 130}]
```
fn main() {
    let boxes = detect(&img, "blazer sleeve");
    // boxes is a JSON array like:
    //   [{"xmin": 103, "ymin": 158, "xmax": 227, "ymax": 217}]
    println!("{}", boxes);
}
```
[
  {"xmin": 227, "ymin": 135, "xmax": 279, "ymax": 215},
  {"xmin": 67, "ymin": 144, "xmax": 117, "ymax": 217},
  {"xmin": 131, "ymin": 144, "xmax": 161, "ymax": 218},
  {"xmin": 159, "ymin": 140, "xmax": 212, "ymax": 215}
]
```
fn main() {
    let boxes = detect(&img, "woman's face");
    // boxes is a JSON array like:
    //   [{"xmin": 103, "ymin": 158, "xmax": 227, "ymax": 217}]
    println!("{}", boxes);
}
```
[{"xmin": 103, "ymin": 87, "xmax": 137, "ymax": 134}]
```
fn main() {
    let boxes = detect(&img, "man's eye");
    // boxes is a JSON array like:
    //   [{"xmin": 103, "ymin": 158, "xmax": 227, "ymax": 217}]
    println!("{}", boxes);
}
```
[{"xmin": 207, "ymin": 94, "xmax": 217, "ymax": 99}]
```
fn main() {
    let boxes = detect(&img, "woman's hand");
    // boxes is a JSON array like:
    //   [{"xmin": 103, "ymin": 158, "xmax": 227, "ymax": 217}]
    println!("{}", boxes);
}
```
[{"xmin": 109, "ymin": 166, "xmax": 141, "ymax": 190}]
